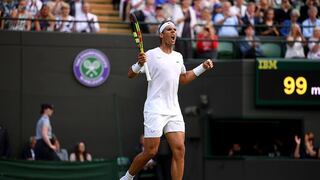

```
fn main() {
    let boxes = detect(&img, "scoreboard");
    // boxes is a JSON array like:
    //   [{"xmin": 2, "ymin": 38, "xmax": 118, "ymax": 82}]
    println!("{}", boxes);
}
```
[{"xmin": 256, "ymin": 58, "xmax": 320, "ymax": 106}]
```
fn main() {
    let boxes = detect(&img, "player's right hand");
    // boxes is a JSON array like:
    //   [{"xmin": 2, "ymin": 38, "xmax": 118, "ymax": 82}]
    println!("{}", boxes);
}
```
[{"xmin": 138, "ymin": 52, "xmax": 147, "ymax": 66}]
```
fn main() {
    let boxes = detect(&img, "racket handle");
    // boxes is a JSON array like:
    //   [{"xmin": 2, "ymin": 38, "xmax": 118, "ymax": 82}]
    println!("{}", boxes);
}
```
[{"xmin": 144, "ymin": 62, "xmax": 151, "ymax": 81}]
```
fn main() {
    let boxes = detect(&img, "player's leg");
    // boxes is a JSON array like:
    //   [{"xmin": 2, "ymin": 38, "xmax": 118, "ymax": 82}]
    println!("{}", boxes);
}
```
[
  {"xmin": 128, "ymin": 137, "xmax": 160, "ymax": 175},
  {"xmin": 165, "ymin": 132, "xmax": 185, "ymax": 180}
]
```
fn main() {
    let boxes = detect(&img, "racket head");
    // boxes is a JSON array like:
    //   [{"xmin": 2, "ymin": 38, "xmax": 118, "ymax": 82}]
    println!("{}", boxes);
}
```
[{"xmin": 129, "ymin": 12, "xmax": 144, "ymax": 52}]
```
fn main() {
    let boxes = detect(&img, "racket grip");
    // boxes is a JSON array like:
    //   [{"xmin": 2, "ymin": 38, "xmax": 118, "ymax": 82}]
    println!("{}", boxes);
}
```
[{"xmin": 144, "ymin": 62, "xmax": 151, "ymax": 81}]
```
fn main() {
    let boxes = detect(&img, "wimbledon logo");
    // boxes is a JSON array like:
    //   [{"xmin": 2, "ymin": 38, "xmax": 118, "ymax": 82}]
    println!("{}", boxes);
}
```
[{"xmin": 73, "ymin": 49, "xmax": 110, "ymax": 87}]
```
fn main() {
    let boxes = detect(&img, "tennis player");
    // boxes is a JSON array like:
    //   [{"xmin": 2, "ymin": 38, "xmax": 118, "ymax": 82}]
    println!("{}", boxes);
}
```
[{"xmin": 120, "ymin": 20, "xmax": 214, "ymax": 180}]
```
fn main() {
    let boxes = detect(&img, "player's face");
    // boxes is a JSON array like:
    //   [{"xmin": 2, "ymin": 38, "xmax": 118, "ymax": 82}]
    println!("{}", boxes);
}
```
[{"xmin": 161, "ymin": 25, "xmax": 177, "ymax": 46}]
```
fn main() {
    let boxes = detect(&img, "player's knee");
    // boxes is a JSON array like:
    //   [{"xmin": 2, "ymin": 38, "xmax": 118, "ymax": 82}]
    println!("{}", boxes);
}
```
[
  {"xmin": 172, "ymin": 144, "xmax": 185, "ymax": 159},
  {"xmin": 143, "ymin": 147, "xmax": 158, "ymax": 158}
]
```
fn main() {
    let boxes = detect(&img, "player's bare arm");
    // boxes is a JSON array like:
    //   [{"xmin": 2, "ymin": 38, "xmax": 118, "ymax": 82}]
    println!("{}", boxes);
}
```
[
  {"xmin": 180, "ymin": 59, "xmax": 214, "ymax": 85},
  {"xmin": 128, "ymin": 52, "xmax": 147, "ymax": 79}
]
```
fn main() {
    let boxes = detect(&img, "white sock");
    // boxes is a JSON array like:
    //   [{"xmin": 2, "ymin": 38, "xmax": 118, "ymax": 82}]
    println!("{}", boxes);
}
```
[{"xmin": 120, "ymin": 171, "xmax": 134, "ymax": 180}]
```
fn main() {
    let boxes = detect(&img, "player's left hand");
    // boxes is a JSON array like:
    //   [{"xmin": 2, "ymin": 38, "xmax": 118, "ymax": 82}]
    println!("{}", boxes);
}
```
[{"xmin": 202, "ymin": 59, "xmax": 214, "ymax": 70}]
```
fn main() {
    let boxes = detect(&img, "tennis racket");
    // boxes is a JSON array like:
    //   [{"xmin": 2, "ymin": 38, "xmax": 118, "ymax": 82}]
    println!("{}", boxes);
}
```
[{"xmin": 129, "ymin": 12, "xmax": 151, "ymax": 81}]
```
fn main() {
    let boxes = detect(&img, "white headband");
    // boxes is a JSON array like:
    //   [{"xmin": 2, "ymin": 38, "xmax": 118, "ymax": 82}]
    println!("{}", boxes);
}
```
[{"xmin": 159, "ymin": 21, "xmax": 176, "ymax": 33}]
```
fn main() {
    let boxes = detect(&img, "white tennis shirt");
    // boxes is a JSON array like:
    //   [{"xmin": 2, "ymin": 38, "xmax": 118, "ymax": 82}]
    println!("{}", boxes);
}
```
[{"xmin": 141, "ymin": 47, "xmax": 186, "ymax": 115}]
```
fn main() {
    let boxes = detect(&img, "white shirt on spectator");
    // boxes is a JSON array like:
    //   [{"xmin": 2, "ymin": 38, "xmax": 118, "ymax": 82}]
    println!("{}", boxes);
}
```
[
  {"xmin": 307, "ymin": 37, "xmax": 320, "ymax": 59},
  {"xmin": 130, "ymin": 0, "xmax": 145, "ymax": 12},
  {"xmin": 75, "ymin": 1, "xmax": 84, "ymax": 19},
  {"xmin": 26, "ymin": 0, "xmax": 42, "ymax": 17},
  {"xmin": 75, "ymin": 13, "xmax": 100, "ymax": 33},
  {"xmin": 285, "ymin": 36, "xmax": 305, "ymax": 58},
  {"xmin": 214, "ymin": 13, "xmax": 239, "ymax": 37},
  {"xmin": 302, "ymin": 19, "xmax": 320, "ymax": 38},
  {"xmin": 172, "ymin": 5, "xmax": 197, "ymax": 38},
  {"xmin": 230, "ymin": 4, "xmax": 247, "ymax": 18},
  {"xmin": 55, "ymin": 15, "xmax": 75, "ymax": 32}
]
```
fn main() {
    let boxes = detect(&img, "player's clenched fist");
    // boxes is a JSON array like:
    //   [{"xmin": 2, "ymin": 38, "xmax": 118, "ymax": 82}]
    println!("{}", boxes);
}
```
[
  {"xmin": 202, "ymin": 59, "xmax": 214, "ymax": 70},
  {"xmin": 138, "ymin": 52, "xmax": 147, "ymax": 66}
]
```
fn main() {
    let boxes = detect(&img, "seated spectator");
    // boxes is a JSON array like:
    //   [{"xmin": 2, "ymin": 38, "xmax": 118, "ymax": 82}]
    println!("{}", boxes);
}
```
[
  {"xmin": 47, "ymin": 0, "xmax": 64, "ymax": 16},
  {"xmin": 255, "ymin": 0, "xmax": 271, "ymax": 23},
  {"xmin": 9, "ymin": 0, "xmax": 32, "ymax": 31},
  {"xmin": 21, "ymin": 136, "xmax": 36, "ymax": 160},
  {"xmin": 34, "ymin": 4, "xmax": 55, "ymax": 31},
  {"xmin": 211, "ymin": 3, "xmax": 222, "ymax": 23},
  {"xmin": 230, "ymin": 0, "xmax": 246, "ymax": 19},
  {"xmin": 145, "ymin": 5, "xmax": 165, "ymax": 33},
  {"xmin": 285, "ymin": 23, "xmax": 306, "ymax": 58},
  {"xmin": 213, "ymin": 1, "xmax": 239, "ymax": 37},
  {"xmin": 294, "ymin": 132, "xmax": 319, "ymax": 159},
  {"xmin": 26, "ymin": 0, "xmax": 42, "ymax": 17},
  {"xmin": 75, "ymin": 2, "xmax": 99, "ymax": 33},
  {"xmin": 195, "ymin": 7, "xmax": 212, "ymax": 35},
  {"xmin": 239, "ymin": 24, "xmax": 264, "ymax": 58},
  {"xmin": 258, "ymin": 8, "xmax": 279, "ymax": 36},
  {"xmin": 302, "ymin": 6, "xmax": 320, "ymax": 39},
  {"xmin": 69, "ymin": 141, "xmax": 92, "ymax": 162},
  {"xmin": 228, "ymin": 143, "xmax": 242, "ymax": 156},
  {"xmin": 280, "ymin": 9, "xmax": 301, "ymax": 37},
  {"xmin": 274, "ymin": 0, "xmax": 292, "ymax": 25},
  {"xmin": 298, "ymin": 0, "xmax": 320, "ymax": 23},
  {"xmin": 55, "ymin": 2, "xmax": 75, "ymax": 32},
  {"xmin": 241, "ymin": 2, "xmax": 260, "ymax": 34},
  {"xmin": 53, "ymin": 137, "xmax": 68, "ymax": 161},
  {"xmin": 196, "ymin": 25, "xmax": 218, "ymax": 59},
  {"xmin": 307, "ymin": 27, "xmax": 320, "ymax": 59},
  {"xmin": 0, "ymin": 0, "xmax": 18, "ymax": 30}
]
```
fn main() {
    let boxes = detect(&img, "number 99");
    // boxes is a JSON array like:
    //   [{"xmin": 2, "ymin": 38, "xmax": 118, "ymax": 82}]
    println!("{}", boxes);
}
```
[{"xmin": 283, "ymin": 76, "xmax": 307, "ymax": 95}]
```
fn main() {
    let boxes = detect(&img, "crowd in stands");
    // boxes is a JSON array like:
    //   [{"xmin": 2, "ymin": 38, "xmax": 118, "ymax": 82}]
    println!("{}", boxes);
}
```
[
  {"xmin": 119, "ymin": 0, "xmax": 320, "ymax": 59},
  {"xmin": 0, "ymin": 0, "xmax": 99, "ymax": 32}
]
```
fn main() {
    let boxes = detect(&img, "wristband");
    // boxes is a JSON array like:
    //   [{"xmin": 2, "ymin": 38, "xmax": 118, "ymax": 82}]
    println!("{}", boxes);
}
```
[
  {"xmin": 131, "ymin": 62, "xmax": 142, "ymax": 73},
  {"xmin": 193, "ymin": 63, "xmax": 206, "ymax": 76}
]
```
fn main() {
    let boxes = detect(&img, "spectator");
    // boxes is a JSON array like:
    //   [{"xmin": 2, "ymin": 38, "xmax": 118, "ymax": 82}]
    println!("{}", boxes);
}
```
[
  {"xmin": 162, "ymin": 0, "xmax": 180, "ymax": 20},
  {"xmin": 53, "ymin": 137, "xmax": 68, "ymax": 161},
  {"xmin": 299, "ymin": 0, "xmax": 320, "ymax": 23},
  {"xmin": 274, "ymin": 0, "xmax": 292, "ymax": 24},
  {"xmin": 228, "ymin": 143, "xmax": 242, "ymax": 156},
  {"xmin": 294, "ymin": 132, "xmax": 319, "ymax": 159},
  {"xmin": 145, "ymin": 5, "xmax": 165, "ymax": 33},
  {"xmin": 241, "ymin": 2, "xmax": 260, "ymax": 34},
  {"xmin": 211, "ymin": 3, "xmax": 222, "ymax": 23},
  {"xmin": 173, "ymin": 0, "xmax": 197, "ymax": 58},
  {"xmin": 258, "ymin": 8, "xmax": 279, "ymax": 36},
  {"xmin": 302, "ymin": 6, "xmax": 320, "ymax": 38},
  {"xmin": 21, "ymin": 136, "xmax": 36, "ymax": 160},
  {"xmin": 214, "ymin": 1, "xmax": 239, "ymax": 37},
  {"xmin": 47, "ymin": 0, "xmax": 64, "ymax": 16},
  {"xmin": 34, "ymin": 103, "xmax": 60, "ymax": 161},
  {"xmin": 195, "ymin": 7, "xmax": 213, "ymax": 34},
  {"xmin": 34, "ymin": 4, "xmax": 55, "ymax": 31},
  {"xmin": 130, "ymin": 0, "xmax": 145, "ymax": 13},
  {"xmin": 307, "ymin": 26, "xmax": 320, "ymax": 59},
  {"xmin": 26, "ymin": 0, "xmax": 42, "ymax": 17},
  {"xmin": 69, "ymin": 141, "xmax": 92, "ymax": 162},
  {"xmin": 142, "ymin": 0, "xmax": 156, "ymax": 33},
  {"xmin": 9, "ymin": 0, "xmax": 32, "ymax": 31},
  {"xmin": 75, "ymin": 2, "xmax": 99, "ymax": 33},
  {"xmin": 280, "ymin": 9, "xmax": 301, "ymax": 37},
  {"xmin": 69, "ymin": 0, "xmax": 84, "ymax": 18},
  {"xmin": 0, "ymin": 0, "xmax": 18, "ymax": 30},
  {"xmin": 285, "ymin": 23, "xmax": 306, "ymax": 58},
  {"xmin": 230, "ymin": 0, "xmax": 246, "ymax": 18},
  {"xmin": 192, "ymin": 0, "xmax": 202, "ymax": 20},
  {"xmin": 255, "ymin": 0, "xmax": 271, "ymax": 23},
  {"xmin": 55, "ymin": 2, "xmax": 75, "ymax": 32},
  {"xmin": 239, "ymin": 24, "xmax": 264, "ymax": 58},
  {"xmin": 196, "ymin": 24, "xmax": 218, "ymax": 59}
]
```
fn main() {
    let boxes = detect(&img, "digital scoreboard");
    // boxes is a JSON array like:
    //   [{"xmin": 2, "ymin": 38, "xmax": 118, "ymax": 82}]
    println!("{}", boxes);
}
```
[{"xmin": 256, "ymin": 59, "xmax": 320, "ymax": 106}]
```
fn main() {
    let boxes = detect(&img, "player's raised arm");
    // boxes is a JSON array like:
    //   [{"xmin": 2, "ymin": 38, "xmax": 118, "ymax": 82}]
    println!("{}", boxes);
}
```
[
  {"xmin": 180, "ymin": 59, "xmax": 214, "ymax": 85},
  {"xmin": 128, "ymin": 52, "xmax": 147, "ymax": 79}
]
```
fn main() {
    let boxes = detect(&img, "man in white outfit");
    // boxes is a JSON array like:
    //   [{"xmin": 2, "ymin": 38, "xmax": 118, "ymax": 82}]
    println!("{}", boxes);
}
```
[
  {"xmin": 75, "ymin": 2, "xmax": 100, "ymax": 33},
  {"xmin": 120, "ymin": 20, "xmax": 214, "ymax": 180}
]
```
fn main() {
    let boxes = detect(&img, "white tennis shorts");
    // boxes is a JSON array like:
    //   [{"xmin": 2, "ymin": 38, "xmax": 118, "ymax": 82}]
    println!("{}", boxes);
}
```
[{"xmin": 144, "ymin": 112, "xmax": 185, "ymax": 138}]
